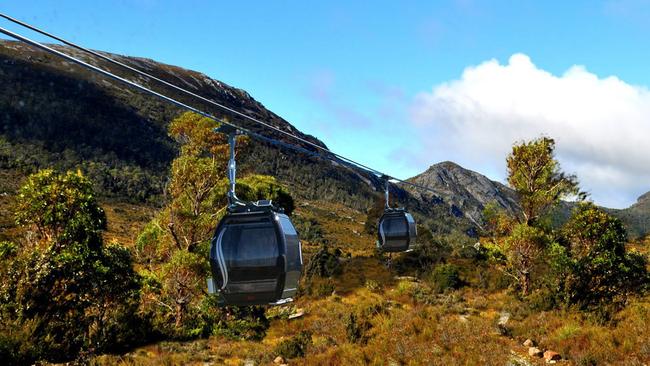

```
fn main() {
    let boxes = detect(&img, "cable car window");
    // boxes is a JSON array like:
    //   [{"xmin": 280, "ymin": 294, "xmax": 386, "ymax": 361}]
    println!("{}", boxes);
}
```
[
  {"xmin": 279, "ymin": 215, "xmax": 302, "ymax": 272},
  {"xmin": 222, "ymin": 224, "xmax": 278, "ymax": 267},
  {"xmin": 383, "ymin": 216, "xmax": 408, "ymax": 236}
]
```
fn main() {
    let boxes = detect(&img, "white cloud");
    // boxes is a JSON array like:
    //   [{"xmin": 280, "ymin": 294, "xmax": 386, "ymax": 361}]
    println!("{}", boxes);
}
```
[{"xmin": 409, "ymin": 53, "xmax": 650, "ymax": 208}]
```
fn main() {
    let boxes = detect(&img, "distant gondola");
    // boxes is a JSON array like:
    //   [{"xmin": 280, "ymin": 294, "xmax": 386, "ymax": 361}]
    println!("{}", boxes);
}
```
[
  {"xmin": 207, "ymin": 126, "xmax": 302, "ymax": 306},
  {"xmin": 376, "ymin": 179, "xmax": 417, "ymax": 252}
]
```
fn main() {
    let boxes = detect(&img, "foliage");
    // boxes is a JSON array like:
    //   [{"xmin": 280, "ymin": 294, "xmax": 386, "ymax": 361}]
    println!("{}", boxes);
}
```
[
  {"xmin": 212, "ymin": 305, "xmax": 269, "ymax": 341},
  {"xmin": 0, "ymin": 170, "xmax": 143, "ymax": 364},
  {"xmin": 430, "ymin": 264, "xmax": 463, "ymax": 293},
  {"xmin": 345, "ymin": 312, "xmax": 372, "ymax": 344},
  {"xmin": 562, "ymin": 204, "xmax": 648, "ymax": 313},
  {"xmin": 273, "ymin": 330, "xmax": 313, "ymax": 359},
  {"xmin": 15, "ymin": 169, "xmax": 106, "ymax": 247},
  {"xmin": 488, "ymin": 223, "xmax": 550, "ymax": 295},
  {"xmin": 235, "ymin": 175, "xmax": 295, "ymax": 214},
  {"xmin": 506, "ymin": 137, "xmax": 582, "ymax": 225},
  {"xmin": 305, "ymin": 244, "xmax": 343, "ymax": 278},
  {"xmin": 393, "ymin": 226, "xmax": 453, "ymax": 274},
  {"xmin": 0, "ymin": 241, "xmax": 17, "ymax": 260}
]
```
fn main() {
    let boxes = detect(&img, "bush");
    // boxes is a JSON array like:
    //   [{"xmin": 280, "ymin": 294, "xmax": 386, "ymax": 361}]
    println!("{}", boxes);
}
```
[
  {"xmin": 305, "ymin": 244, "xmax": 342, "ymax": 278},
  {"xmin": 274, "ymin": 330, "xmax": 312, "ymax": 359},
  {"xmin": 345, "ymin": 312, "xmax": 371, "ymax": 344},
  {"xmin": 0, "ymin": 241, "xmax": 17, "ymax": 260},
  {"xmin": 563, "ymin": 204, "xmax": 649, "ymax": 313},
  {"xmin": 0, "ymin": 170, "xmax": 144, "ymax": 363},
  {"xmin": 430, "ymin": 264, "xmax": 463, "ymax": 293}
]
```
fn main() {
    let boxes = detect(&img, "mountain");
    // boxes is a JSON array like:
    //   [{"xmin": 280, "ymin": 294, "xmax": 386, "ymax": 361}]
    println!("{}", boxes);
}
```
[
  {"xmin": 0, "ymin": 40, "xmax": 647, "ymax": 240},
  {"xmin": 0, "ymin": 40, "xmax": 476, "ymax": 240},
  {"xmin": 407, "ymin": 161, "xmax": 520, "ymax": 225},
  {"xmin": 608, "ymin": 192, "xmax": 650, "ymax": 239}
]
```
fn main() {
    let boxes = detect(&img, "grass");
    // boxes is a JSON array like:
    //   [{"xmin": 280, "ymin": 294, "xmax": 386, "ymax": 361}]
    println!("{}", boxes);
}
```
[{"xmin": 6, "ymin": 195, "xmax": 650, "ymax": 365}]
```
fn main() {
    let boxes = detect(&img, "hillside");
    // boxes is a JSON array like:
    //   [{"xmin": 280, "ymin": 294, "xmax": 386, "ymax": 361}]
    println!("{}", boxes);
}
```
[
  {"xmin": 0, "ymin": 40, "xmax": 476, "ymax": 241},
  {"xmin": 2, "ymin": 38, "xmax": 650, "ymax": 366},
  {"xmin": 608, "ymin": 192, "xmax": 650, "ymax": 239},
  {"xmin": 2, "ymin": 39, "xmax": 648, "ymax": 240}
]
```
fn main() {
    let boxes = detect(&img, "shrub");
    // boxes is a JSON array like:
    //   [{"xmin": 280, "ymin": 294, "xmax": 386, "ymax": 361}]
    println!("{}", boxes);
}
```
[
  {"xmin": 274, "ymin": 330, "xmax": 313, "ymax": 359},
  {"xmin": 305, "ymin": 244, "xmax": 343, "ymax": 278},
  {"xmin": 345, "ymin": 312, "xmax": 371, "ymax": 344},
  {"xmin": 0, "ymin": 241, "xmax": 17, "ymax": 260},
  {"xmin": 563, "ymin": 204, "xmax": 649, "ymax": 313},
  {"xmin": 0, "ymin": 170, "xmax": 144, "ymax": 363},
  {"xmin": 430, "ymin": 264, "xmax": 463, "ymax": 293}
]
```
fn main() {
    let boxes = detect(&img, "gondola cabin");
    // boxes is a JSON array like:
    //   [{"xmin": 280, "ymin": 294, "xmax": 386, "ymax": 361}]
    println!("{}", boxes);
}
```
[
  {"xmin": 208, "ymin": 201, "xmax": 302, "ymax": 306},
  {"xmin": 377, "ymin": 208, "xmax": 417, "ymax": 252}
]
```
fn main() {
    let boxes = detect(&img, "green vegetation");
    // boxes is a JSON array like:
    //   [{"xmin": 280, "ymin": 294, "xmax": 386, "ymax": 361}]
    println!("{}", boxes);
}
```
[
  {"xmin": 1, "ymin": 46, "xmax": 649, "ymax": 364},
  {"xmin": 0, "ymin": 170, "xmax": 143, "ymax": 364}
]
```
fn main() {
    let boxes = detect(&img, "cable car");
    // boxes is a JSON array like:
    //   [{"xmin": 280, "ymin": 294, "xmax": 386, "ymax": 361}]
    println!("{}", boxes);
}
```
[
  {"xmin": 207, "ymin": 126, "xmax": 302, "ymax": 306},
  {"xmin": 377, "ymin": 179, "xmax": 417, "ymax": 252}
]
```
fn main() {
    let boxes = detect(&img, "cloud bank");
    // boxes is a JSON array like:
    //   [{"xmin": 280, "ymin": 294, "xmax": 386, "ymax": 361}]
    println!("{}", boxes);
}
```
[{"xmin": 409, "ymin": 54, "xmax": 650, "ymax": 208}]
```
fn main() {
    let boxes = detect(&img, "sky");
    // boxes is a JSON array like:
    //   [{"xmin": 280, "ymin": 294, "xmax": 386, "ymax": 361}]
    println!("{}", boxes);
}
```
[{"xmin": 2, "ymin": 0, "xmax": 650, "ymax": 208}]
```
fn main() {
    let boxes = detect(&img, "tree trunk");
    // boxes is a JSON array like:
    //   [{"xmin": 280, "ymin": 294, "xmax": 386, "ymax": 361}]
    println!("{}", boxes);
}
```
[
  {"xmin": 521, "ymin": 271, "xmax": 530, "ymax": 296},
  {"xmin": 175, "ymin": 301, "xmax": 185, "ymax": 328}
]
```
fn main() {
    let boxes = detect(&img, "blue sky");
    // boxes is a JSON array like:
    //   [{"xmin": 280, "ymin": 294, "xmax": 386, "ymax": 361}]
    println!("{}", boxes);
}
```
[{"xmin": 2, "ymin": 1, "xmax": 650, "ymax": 208}]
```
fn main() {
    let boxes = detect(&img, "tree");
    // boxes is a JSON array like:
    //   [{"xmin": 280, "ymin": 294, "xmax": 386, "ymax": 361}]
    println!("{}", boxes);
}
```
[
  {"xmin": 165, "ymin": 112, "xmax": 235, "ymax": 253},
  {"xmin": 137, "ymin": 112, "xmax": 293, "ymax": 333},
  {"xmin": 501, "ymin": 223, "xmax": 549, "ymax": 295},
  {"xmin": 507, "ymin": 137, "xmax": 582, "ymax": 226},
  {"xmin": 562, "ymin": 204, "xmax": 648, "ymax": 313},
  {"xmin": 15, "ymin": 169, "xmax": 106, "ymax": 248},
  {"xmin": 1, "ymin": 170, "xmax": 142, "ymax": 363}
]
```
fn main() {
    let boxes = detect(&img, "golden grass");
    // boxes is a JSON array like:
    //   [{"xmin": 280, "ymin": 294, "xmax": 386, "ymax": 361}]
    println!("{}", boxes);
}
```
[{"xmin": 50, "ymin": 199, "xmax": 650, "ymax": 365}]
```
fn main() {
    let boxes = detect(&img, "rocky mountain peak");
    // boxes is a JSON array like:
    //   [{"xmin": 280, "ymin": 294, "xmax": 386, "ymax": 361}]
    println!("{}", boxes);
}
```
[{"xmin": 407, "ymin": 161, "xmax": 520, "ymax": 224}]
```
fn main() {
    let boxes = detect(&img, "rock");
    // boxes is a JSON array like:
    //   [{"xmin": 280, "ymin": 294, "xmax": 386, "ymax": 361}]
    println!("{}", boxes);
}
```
[
  {"xmin": 273, "ymin": 356, "xmax": 285, "ymax": 364},
  {"xmin": 498, "ymin": 312, "xmax": 511, "ymax": 325},
  {"xmin": 528, "ymin": 347, "xmax": 543, "ymax": 358},
  {"xmin": 523, "ymin": 339, "xmax": 535, "ymax": 347},
  {"xmin": 288, "ymin": 308, "xmax": 305, "ymax": 320},
  {"xmin": 543, "ymin": 350, "xmax": 561, "ymax": 361},
  {"xmin": 244, "ymin": 360, "xmax": 255, "ymax": 366}
]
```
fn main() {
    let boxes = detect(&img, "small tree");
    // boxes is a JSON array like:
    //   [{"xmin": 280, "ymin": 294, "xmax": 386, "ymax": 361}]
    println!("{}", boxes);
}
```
[
  {"xmin": 2, "ymin": 170, "xmax": 142, "ymax": 363},
  {"xmin": 507, "ymin": 137, "xmax": 582, "ymax": 226},
  {"xmin": 502, "ymin": 223, "xmax": 549, "ymax": 295},
  {"xmin": 137, "ymin": 112, "xmax": 293, "ymax": 333},
  {"xmin": 563, "ymin": 204, "xmax": 648, "ymax": 313},
  {"xmin": 15, "ymin": 169, "xmax": 106, "ymax": 248}
]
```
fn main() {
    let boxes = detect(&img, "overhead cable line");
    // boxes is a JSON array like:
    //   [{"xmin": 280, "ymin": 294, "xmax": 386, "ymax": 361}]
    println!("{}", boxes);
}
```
[
  {"xmin": 0, "ymin": 13, "xmax": 375, "ymax": 171},
  {"xmin": 0, "ymin": 21, "xmax": 442, "ymax": 197}
]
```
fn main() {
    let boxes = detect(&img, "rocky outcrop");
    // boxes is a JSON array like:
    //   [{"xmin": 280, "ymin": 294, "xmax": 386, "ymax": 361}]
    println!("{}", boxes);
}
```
[{"xmin": 408, "ymin": 161, "xmax": 520, "ymax": 224}]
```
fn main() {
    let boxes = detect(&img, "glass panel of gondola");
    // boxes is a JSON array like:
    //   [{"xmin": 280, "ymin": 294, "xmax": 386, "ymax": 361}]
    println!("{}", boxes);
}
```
[
  {"xmin": 278, "ymin": 214, "xmax": 302, "ymax": 300},
  {"xmin": 381, "ymin": 214, "xmax": 409, "ymax": 251},
  {"xmin": 214, "ymin": 218, "xmax": 284, "ymax": 305}
]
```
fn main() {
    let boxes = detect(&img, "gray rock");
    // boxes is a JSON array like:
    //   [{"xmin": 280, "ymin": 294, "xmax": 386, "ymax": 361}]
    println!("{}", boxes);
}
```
[{"xmin": 528, "ymin": 347, "xmax": 543, "ymax": 357}]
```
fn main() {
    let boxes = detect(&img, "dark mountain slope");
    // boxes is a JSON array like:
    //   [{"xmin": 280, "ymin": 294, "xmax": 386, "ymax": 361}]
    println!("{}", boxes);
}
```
[
  {"xmin": 0, "ymin": 40, "xmax": 476, "ymax": 238},
  {"xmin": 608, "ymin": 192, "xmax": 650, "ymax": 239}
]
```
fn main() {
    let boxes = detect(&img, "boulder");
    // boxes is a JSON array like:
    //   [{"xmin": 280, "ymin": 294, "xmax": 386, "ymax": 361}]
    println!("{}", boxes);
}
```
[
  {"xmin": 498, "ymin": 312, "xmax": 511, "ymax": 325},
  {"xmin": 288, "ymin": 308, "xmax": 305, "ymax": 320},
  {"xmin": 523, "ymin": 339, "xmax": 535, "ymax": 347},
  {"xmin": 528, "ymin": 347, "xmax": 543, "ymax": 357},
  {"xmin": 273, "ymin": 356, "xmax": 285, "ymax": 364},
  {"xmin": 543, "ymin": 350, "xmax": 561, "ymax": 361}
]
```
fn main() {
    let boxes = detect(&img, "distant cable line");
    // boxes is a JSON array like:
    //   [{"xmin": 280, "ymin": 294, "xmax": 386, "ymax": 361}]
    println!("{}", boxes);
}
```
[{"xmin": 0, "ymin": 18, "xmax": 442, "ymax": 197}]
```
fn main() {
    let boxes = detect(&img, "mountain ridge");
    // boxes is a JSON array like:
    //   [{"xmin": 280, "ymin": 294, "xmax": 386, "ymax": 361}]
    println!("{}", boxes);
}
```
[{"xmin": 0, "ymin": 40, "xmax": 647, "ymax": 238}]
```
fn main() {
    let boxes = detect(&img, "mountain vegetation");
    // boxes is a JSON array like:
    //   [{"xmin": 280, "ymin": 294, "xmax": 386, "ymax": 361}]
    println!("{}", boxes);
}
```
[{"xmin": 0, "ymin": 40, "xmax": 650, "ymax": 365}]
